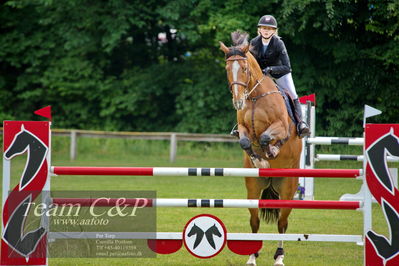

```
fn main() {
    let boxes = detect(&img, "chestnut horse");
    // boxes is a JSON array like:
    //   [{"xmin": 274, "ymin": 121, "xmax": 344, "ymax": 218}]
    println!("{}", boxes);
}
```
[{"xmin": 220, "ymin": 31, "xmax": 302, "ymax": 266}]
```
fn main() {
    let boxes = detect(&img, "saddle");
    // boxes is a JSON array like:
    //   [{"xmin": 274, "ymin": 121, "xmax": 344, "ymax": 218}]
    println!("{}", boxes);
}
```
[{"xmin": 275, "ymin": 85, "xmax": 297, "ymax": 124}]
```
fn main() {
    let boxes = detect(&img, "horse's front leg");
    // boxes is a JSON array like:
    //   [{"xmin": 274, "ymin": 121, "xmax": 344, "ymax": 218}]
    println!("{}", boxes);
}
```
[
  {"xmin": 259, "ymin": 121, "xmax": 288, "ymax": 159},
  {"xmin": 238, "ymin": 124, "xmax": 269, "ymax": 168}
]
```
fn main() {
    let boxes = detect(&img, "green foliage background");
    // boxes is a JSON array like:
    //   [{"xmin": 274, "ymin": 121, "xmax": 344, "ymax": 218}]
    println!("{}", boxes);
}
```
[{"xmin": 1, "ymin": 0, "xmax": 398, "ymax": 136}]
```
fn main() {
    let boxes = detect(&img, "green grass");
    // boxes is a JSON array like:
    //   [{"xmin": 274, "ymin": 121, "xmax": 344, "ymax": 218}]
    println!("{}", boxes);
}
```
[{"xmin": 1, "ymin": 137, "xmax": 396, "ymax": 266}]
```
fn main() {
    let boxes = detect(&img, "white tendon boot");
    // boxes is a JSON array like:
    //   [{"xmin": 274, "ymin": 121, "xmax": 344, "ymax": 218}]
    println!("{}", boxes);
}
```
[
  {"xmin": 274, "ymin": 245, "xmax": 285, "ymax": 266},
  {"xmin": 246, "ymin": 253, "xmax": 257, "ymax": 265},
  {"xmin": 274, "ymin": 254, "xmax": 284, "ymax": 266}
]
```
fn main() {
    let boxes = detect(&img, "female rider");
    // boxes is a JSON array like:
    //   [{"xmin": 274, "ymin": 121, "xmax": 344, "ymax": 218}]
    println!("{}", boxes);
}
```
[{"xmin": 249, "ymin": 15, "xmax": 310, "ymax": 138}]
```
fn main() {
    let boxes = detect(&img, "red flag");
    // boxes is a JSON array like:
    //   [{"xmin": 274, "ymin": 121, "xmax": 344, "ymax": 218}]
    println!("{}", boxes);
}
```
[
  {"xmin": 34, "ymin": 106, "xmax": 52, "ymax": 120},
  {"xmin": 299, "ymin": 94, "xmax": 316, "ymax": 106}
]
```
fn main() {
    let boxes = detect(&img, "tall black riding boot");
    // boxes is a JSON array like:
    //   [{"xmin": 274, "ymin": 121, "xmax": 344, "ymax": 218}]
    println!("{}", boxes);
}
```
[{"xmin": 293, "ymin": 99, "xmax": 310, "ymax": 138}]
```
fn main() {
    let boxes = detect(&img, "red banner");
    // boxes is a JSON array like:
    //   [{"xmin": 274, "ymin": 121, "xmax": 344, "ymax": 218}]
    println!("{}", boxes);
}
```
[{"xmin": 299, "ymin": 93, "xmax": 316, "ymax": 105}]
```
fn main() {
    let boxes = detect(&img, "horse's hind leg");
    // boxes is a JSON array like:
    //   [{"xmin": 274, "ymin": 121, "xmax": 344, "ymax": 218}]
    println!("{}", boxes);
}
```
[
  {"xmin": 246, "ymin": 178, "xmax": 262, "ymax": 266},
  {"xmin": 273, "ymin": 177, "xmax": 298, "ymax": 266},
  {"xmin": 273, "ymin": 208, "xmax": 291, "ymax": 266},
  {"xmin": 246, "ymin": 179, "xmax": 263, "ymax": 234},
  {"xmin": 244, "ymin": 155, "xmax": 267, "ymax": 265}
]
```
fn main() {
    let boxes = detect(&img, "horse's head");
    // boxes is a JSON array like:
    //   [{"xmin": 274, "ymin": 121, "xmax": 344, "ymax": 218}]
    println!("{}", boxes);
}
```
[
  {"xmin": 4, "ymin": 125, "xmax": 29, "ymax": 159},
  {"xmin": 220, "ymin": 30, "xmax": 262, "ymax": 110},
  {"xmin": 220, "ymin": 31, "xmax": 253, "ymax": 110}
]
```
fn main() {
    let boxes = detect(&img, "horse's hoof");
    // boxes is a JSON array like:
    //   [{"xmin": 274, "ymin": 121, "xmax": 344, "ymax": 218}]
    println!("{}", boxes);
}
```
[
  {"xmin": 260, "ymin": 134, "xmax": 272, "ymax": 146},
  {"xmin": 246, "ymin": 253, "xmax": 257, "ymax": 265},
  {"xmin": 239, "ymin": 137, "xmax": 251, "ymax": 150},
  {"xmin": 274, "ymin": 255, "xmax": 285, "ymax": 266}
]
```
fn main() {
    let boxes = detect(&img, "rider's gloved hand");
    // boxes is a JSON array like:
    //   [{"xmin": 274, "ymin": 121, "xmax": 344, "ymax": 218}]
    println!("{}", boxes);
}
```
[{"xmin": 262, "ymin": 67, "xmax": 273, "ymax": 75}]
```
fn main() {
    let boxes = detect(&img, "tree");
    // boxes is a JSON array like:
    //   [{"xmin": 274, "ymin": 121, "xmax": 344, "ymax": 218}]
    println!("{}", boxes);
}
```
[{"xmin": 1, "ymin": 0, "xmax": 398, "ymax": 135}]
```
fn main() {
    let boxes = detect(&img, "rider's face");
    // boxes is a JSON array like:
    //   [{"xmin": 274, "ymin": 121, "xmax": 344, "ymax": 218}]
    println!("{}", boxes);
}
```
[{"xmin": 258, "ymin": 26, "xmax": 276, "ymax": 39}]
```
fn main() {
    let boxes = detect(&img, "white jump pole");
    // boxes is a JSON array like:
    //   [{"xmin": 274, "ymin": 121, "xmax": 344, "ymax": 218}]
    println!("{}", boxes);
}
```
[
  {"xmin": 307, "ymin": 137, "xmax": 364, "ymax": 145},
  {"xmin": 51, "ymin": 198, "xmax": 362, "ymax": 209},
  {"xmin": 316, "ymin": 154, "xmax": 399, "ymax": 162}
]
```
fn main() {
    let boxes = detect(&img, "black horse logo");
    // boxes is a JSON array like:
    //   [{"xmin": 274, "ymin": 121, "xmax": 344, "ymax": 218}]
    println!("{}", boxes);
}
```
[
  {"xmin": 4, "ymin": 125, "xmax": 48, "ymax": 190},
  {"xmin": 2, "ymin": 194, "xmax": 46, "ymax": 258},
  {"xmin": 187, "ymin": 223, "xmax": 222, "ymax": 250},
  {"xmin": 366, "ymin": 128, "xmax": 399, "ymax": 261}
]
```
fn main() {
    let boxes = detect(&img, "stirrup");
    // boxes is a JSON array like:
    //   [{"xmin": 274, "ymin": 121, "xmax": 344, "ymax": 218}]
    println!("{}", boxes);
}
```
[
  {"xmin": 230, "ymin": 130, "xmax": 239, "ymax": 138},
  {"xmin": 230, "ymin": 124, "xmax": 239, "ymax": 138}
]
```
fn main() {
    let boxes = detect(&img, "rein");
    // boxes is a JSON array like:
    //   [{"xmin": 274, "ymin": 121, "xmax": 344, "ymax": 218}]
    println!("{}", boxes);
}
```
[{"xmin": 245, "ymin": 77, "xmax": 265, "ymax": 100}]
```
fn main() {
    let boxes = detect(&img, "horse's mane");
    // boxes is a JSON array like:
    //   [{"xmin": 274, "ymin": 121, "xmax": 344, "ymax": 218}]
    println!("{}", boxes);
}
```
[
  {"xmin": 230, "ymin": 30, "xmax": 262, "ymax": 76},
  {"xmin": 231, "ymin": 30, "xmax": 249, "ymax": 46}
]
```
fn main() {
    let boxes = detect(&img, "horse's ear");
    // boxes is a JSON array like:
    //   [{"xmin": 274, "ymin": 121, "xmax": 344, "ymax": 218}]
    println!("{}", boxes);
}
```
[{"xmin": 219, "ymin": 41, "xmax": 229, "ymax": 54}]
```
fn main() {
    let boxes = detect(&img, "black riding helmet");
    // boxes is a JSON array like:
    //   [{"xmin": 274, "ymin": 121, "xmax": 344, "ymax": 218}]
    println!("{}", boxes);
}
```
[{"xmin": 258, "ymin": 15, "xmax": 277, "ymax": 28}]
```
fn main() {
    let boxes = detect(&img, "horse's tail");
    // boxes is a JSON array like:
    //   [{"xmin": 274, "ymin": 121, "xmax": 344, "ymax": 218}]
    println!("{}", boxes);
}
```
[{"xmin": 259, "ymin": 186, "xmax": 280, "ymax": 224}]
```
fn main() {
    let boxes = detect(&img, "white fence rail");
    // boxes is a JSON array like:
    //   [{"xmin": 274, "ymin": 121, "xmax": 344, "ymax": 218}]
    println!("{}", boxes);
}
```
[
  {"xmin": 0, "ymin": 128, "xmax": 236, "ymax": 162},
  {"xmin": 57, "ymin": 129, "xmax": 237, "ymax": 162}
]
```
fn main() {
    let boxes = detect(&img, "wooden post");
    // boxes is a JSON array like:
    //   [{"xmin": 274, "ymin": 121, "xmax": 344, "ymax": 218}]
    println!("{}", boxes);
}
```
[
  {"xmin": 70, "ymin": 130, "xmax": 77, "ymax": 160},
  {"xmin": 169, "ymin": 133, "xmax": 177, "ymax": 163}
]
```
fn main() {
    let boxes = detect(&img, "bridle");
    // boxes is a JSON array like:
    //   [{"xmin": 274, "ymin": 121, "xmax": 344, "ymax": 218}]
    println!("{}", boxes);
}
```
[{"xmin": 225, "ymin": 54, "xmax": 265, "ymax": 100}]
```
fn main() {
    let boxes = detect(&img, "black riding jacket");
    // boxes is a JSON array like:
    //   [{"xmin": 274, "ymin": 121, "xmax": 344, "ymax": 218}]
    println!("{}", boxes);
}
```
[{"xmin": 249, "ymin": 35, "xmax": 292, "ymax": 79}]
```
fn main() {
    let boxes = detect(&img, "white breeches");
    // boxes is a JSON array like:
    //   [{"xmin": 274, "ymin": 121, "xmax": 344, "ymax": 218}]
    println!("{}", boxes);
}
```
[{"xmin": 274, "ymin": 73, "xmax": 298, "ymax": 99}]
